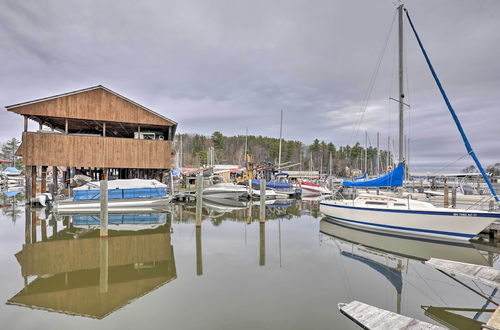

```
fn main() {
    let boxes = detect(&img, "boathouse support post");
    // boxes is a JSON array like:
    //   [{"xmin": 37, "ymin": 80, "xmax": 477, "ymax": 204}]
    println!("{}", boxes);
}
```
[
  {"xmin": 100, "ymin": 180, "xmax": 108, "ymax": 237},
  {"xmin": 25, "ymin": 166, "xmax": 31, "ymax": 202},
  {"xmin": 260, "ymin": 179, "xmax": 266, "ymax": 222},
  {"xmin": 41, "ymin": 166, "xmax": 47, "ymax": 193},
  {"xmin": 195, "ymin": 174, "xmax": 203, "ymax": 227},
  {"xmin": 443, "ymin": 181, "xmax": 449, "ymax": 208},
  {"xmin": 52, "ymin": 166, "xmax": 58, "ymax": 193},
  {"xmin": 31, "ymin": 166, "xmax": 37, "ymax": 201}
]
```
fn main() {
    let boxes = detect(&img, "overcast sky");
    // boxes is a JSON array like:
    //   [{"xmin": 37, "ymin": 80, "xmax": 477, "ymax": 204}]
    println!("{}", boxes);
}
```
[{"xmin": 1, "ymin": 0, "xmax": 499, "ymax": 172}]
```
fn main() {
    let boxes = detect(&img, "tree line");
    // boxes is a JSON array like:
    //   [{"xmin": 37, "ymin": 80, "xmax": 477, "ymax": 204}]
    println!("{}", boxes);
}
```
[{"xmin": 175, "ymin": 132, "xmax": 394, "ymax": 176}]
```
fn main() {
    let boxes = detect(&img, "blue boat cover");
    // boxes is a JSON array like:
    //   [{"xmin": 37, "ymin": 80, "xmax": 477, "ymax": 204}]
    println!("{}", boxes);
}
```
[
  {"xmin": 2, "ymin": 167, "xmax": 21, "ymax": 174},
  {"xmin": 343, "ymin": 162, "xmax": 404, "ymax": 187},
  {"xmin": 355, "ymin": 173, "xmax": 367, "ymax": 180},
  {"xmin": 73, "ymin": 213, "xmax": 166, "ymax": 225},
  {"xmin": 247, "ymin": 179, "xmax": 293, "ymax": 189},
  {"xmin": 3, "ymin": 191, "xmax": 21, "ymax": 197}
]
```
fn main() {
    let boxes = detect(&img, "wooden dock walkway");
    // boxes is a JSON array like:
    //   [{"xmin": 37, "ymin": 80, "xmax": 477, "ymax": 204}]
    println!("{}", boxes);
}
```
[
  {"xmin": 339, "ymin": 300, "xmax": 445, "ymax": 329},
  {"xmin": 425, "ymin": 258, "xmax": 500, "ymax": 289}
]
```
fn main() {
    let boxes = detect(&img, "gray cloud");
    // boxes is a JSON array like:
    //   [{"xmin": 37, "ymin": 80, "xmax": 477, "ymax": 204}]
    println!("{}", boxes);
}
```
[{"xmin": 1, "ymin": 0, "xmax": 499, "ymax": 172}]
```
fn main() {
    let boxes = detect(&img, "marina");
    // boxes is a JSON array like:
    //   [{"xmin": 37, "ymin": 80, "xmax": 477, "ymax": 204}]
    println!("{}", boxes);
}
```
[{"xmin": 1, "ymin": 1, "xmax": 500, "ymax": 329}]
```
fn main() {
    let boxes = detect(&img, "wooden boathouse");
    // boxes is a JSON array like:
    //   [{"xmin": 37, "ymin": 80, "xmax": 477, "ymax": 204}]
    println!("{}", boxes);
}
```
[{"xmin": 5, "ymin": 85, "xmax": 177, "ymax": 198}]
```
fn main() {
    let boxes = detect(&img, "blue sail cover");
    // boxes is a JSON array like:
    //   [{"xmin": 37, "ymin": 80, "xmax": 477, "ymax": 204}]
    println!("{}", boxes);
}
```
[
  {"xmin": 343, "ymin": 162, "xmax": 404, "ymax": 187},
  {"xmin": 355, "ymin": 173, "xmax": 367, "ymax": 180}
]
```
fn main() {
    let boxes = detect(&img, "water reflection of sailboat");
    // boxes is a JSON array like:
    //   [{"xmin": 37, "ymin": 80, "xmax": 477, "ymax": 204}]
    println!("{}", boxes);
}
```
[
  {"xmin": 320, "ymin": 218, "xmax": 497, "ymax": 326},
  {"xmin": 7, "ymin": 211, "xmax": 176, "ymax": 319},
  {"xmin": 320, "ymin": 218, "xmax": 490, "ymax": 266}
]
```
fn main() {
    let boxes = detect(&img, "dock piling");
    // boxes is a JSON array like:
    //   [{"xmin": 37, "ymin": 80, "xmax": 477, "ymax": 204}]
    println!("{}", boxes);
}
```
[
  {"xmin": 451, "ymin": 186, "xmax": 457, "ymax": 208},
  {"xmin": 195, "ymin": 174, "xmax": 203, "ymax": 227},
  {"xmin": 100, "ymin": 180, "xmax": 108, "ymax": 237},
  {"xmin": 260, "ymin": 179, "xmax": 266, "ymax": 222},
  {"xmin": 443, "ymin": 182, "xmax": 449, "ymax": 208}
]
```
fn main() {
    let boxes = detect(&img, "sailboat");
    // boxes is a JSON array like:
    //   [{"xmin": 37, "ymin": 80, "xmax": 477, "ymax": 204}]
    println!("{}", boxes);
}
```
[{"xmin": 320, "ymin": 4, "xmax": 500, "ymax": 241}]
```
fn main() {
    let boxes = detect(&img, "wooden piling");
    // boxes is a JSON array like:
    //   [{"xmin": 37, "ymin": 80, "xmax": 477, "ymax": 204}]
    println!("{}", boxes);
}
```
[
  {"xmin": 259, "ymin": 179, "xmax": 266, "ymax": 222},
  {"xmin": 451, "ymin": 186, "xmax": 457, "ymax": 208},
  {"xmin": 195, "ymin": 174, "xmax": 203, "ymax": 227},
  {"xmin": 443, "ymin": 182, "xmax": 449, "ymax": 208},
  {"xmin": 100, "ymin": 180, "xmax": 108, "ymax": 237}
]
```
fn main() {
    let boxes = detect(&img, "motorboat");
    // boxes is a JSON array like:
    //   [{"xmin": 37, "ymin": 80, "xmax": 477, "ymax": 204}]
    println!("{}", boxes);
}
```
[
  {"xmin": 202, "ymin": 182, "xmax": 249, "ymax": 200},
  {"xmin": 54, "ymin": 179, "xmax": 170, "ymax": 212},
  {"xmin": 298, "ymin": 181, "xmax": 331, "ymax": 195}
]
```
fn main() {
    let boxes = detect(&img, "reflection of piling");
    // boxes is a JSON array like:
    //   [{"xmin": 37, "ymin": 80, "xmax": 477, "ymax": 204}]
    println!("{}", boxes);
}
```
[
  {"xmin": 196, "ymin": 226, "xmax": 203, "ymax": 276},
  {"xmin": 443, "ymin": 183, "xmax": 449, "ymax": 208},
  {"xmin": 31, "ymin": 210, "xmax": 37, "ymax": 243},
  {"xmin": 259, "ymin": 179, "xmax": 266, "ymax": 222},
  {"xmin": 100, "ymin": 180, "xmax": 108, "ymax": 237},
  {"xmin": 41, "ymin": 219, "xmax": 47, "ymax": 241},
  {"xmin": 259, "ymin": 222, "xmax": 265, "ymax": 266},
  {"xmin": 25, "ymin": 206, "xmax": 31, "ymax": 244},
  {"xmin": 99, "ymin": 237, "xmax": 109, "ymax": 293},
  {"xmin": 195, "ymin": 174, "xmax": 203, "ymax": 227}
]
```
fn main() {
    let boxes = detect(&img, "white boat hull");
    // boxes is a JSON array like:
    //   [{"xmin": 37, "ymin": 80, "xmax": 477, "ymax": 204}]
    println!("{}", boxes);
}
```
[{"xmin": 320, "ymin": 200, "xmax": 499, "ymax": 240}]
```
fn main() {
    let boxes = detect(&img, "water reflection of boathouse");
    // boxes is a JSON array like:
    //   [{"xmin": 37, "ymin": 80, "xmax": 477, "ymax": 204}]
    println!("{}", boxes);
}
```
[{"xmin": 7, "ymin": 209, "xmax": 176, "ymax": 319}]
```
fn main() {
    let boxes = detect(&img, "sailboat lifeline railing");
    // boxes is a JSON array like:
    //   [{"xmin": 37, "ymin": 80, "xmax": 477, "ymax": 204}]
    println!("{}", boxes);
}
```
[{"xmin": 405, "ymin": 8, "xmax": 499, "ymax": 203}]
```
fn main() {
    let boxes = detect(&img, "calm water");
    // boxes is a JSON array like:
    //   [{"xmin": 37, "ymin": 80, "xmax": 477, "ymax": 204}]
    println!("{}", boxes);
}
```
[{"xmin": 0, "ymin": 193, "xmax": 498, "ymax": 329}]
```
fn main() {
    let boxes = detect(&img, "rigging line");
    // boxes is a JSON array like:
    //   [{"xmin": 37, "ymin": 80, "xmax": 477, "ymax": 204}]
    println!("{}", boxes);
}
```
[
  {"xmin": 409, "ymin": 262, "xmax": 448, "ymax": 305},
  {"xmin": 426, "ymin": 152, "xmax": 470, "ymax": 178},
  {"xmin": 349, "ymin": 10, "xmax": 397, "ymax": 146},
  {"xmin": 405, "ymin": 9, "xmax": 499, "ymax": 202}
]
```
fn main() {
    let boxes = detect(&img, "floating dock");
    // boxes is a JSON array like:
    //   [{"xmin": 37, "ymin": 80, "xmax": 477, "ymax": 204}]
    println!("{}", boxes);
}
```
[
  {"xmin": 338, "ymin": 300, "xmax": 445, "ymax": 329},
  {"xmin": 425, "ymin": 258, "xmax": 500, "ymax": 289}
]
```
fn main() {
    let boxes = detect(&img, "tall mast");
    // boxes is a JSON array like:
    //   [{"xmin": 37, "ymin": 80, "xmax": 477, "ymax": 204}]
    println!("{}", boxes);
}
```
[
  {"xmin": 244, "ymin": 127, "xmax": 248, "ymax": 163},
  {"xmin": 364, "ymin": 131, "xmax": 368, "ymax": 174},
  {"xmin": 278, "ymin": 110, "xmax": 283, "ymax": 171},
  {"xmin": 376, "ymin": 132, "xmax": 380, "ymax": 176},
  {"xmin": 398, "ymin": 4, "xmax": 404, "ymax": 164}
]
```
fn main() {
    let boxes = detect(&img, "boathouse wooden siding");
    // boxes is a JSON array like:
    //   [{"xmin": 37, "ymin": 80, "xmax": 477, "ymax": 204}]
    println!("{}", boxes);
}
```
[
  {"xmin": 16, "ymin": 232, "xmax": 172, "ymax": 276},
  {"xmin": 18, "ymin": 132, "xmax": 172, "ymax": 169},
  {"xmin": 7, "ymin": 87, "xmax": 175, "ymax": 127}
]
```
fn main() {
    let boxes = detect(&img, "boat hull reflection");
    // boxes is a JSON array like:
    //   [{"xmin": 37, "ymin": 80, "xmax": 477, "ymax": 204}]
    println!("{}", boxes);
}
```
[{"xmin": 320, "ymin": 218, "xmax": 490, "ymax": 266}]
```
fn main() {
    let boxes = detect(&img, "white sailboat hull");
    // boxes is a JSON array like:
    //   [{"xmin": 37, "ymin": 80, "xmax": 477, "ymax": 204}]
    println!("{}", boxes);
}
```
[{"xmin": 320, "ymin": 200, "xmax": 499, "ymax": 240}]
